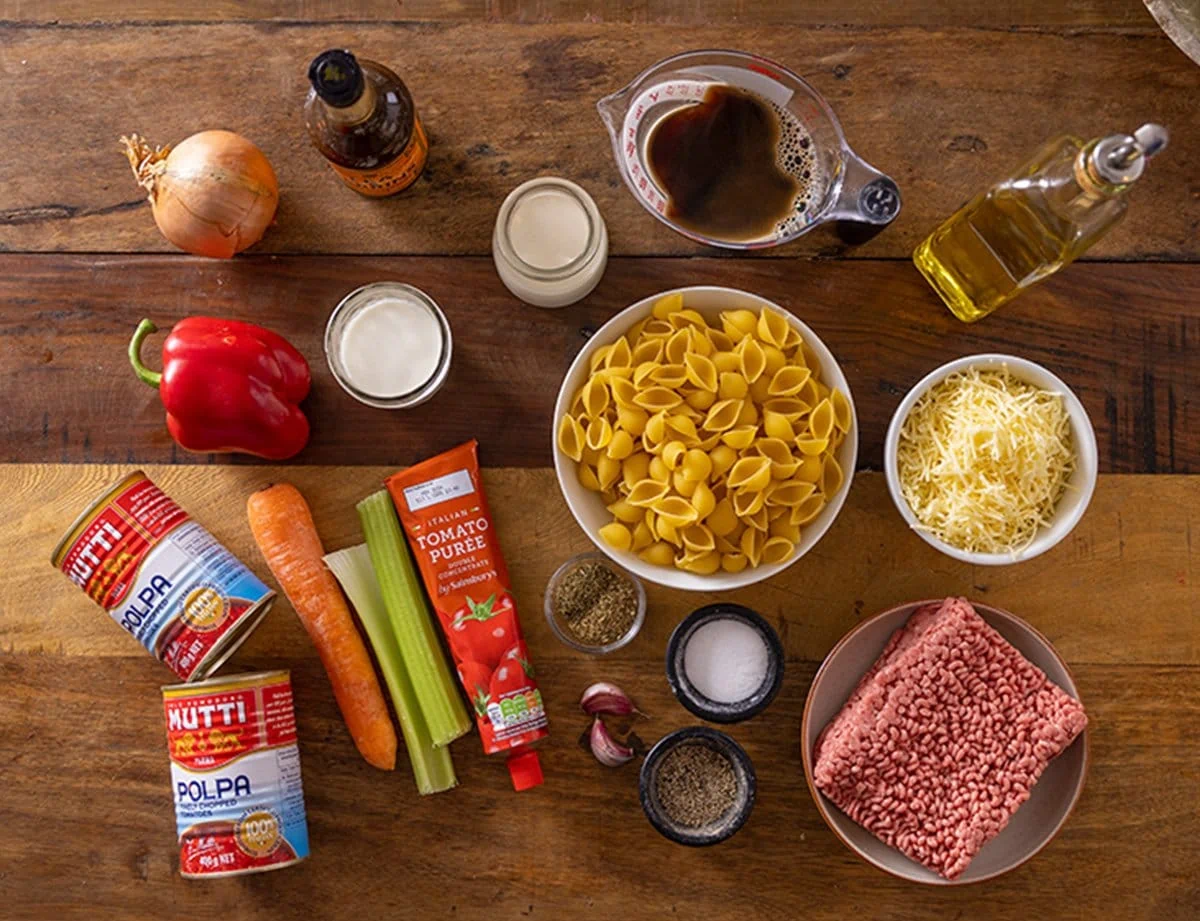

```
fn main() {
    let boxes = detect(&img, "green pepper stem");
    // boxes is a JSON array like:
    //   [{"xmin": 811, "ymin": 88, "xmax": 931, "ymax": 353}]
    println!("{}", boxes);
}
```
[{"xmin": 129, "ymin": 318, "xmax": 162, "ymax": 388}]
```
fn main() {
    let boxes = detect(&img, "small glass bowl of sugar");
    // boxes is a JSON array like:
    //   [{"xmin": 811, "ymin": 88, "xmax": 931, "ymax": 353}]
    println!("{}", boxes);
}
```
[{"xmin": 665, "ymin": 604, "xmax": 785, "ymax": 723}]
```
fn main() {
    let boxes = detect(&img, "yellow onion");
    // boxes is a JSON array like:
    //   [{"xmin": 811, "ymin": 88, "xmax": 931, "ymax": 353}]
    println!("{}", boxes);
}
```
[{"xmin": 121, "ymin": 130, "xmax": 278, "ymax": 258}]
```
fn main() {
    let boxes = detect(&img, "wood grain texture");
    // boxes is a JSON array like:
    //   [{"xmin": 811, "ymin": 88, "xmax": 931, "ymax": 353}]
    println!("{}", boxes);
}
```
[
  {"xmin": 1, "ymin": 23, "xmax": 1197, "ymax": 258},
  {"xmin": 7, "ymin": 465, "xmax": 1199, "ymax": 666},
  {"xmin": 0, "ymin": 0, "xmax": 1155, "ymax": 26},
  {"xmin": 1, "ymin": 654, "xmax": 1196, "ymax": 921},
  {"xmin": 1, "ymin": 254, "xmax": 1195, "ymax": 472}
]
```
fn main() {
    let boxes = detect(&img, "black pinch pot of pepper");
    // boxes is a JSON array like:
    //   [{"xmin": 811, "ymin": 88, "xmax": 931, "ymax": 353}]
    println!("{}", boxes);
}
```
[{"xmin": 639, "ymin": 726, "xmax": 756, "ymax": 847}]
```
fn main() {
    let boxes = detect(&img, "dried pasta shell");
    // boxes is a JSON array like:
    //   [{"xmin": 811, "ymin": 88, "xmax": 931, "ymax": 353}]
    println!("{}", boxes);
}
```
[
  {"xmin": 596, "ymin": 454, "xmax": 621, "ymax": 489},
  {"xmin": 654, "ymin": 495, "xmax": 700, "ymax": 528},
  {"xmin": 768, "ymin": 365, "xmax": 812, "ymax": 397},
  {"xmin": 728, "ymin": 456, "xmax": 772, "ymax": 492},
  {"xmin": 633, "ymin": 361, "xmax": 661, "ymax": 388},
  {"xmin": 714, "ymin": 534, "xmax": 739, "ymax": 555},
  {"xmin": 589, "ymin": 344, "xmax": 612, "ymax": 372},
  {"xmin": 831, "ymin": 388, "xmax": 853, "ymax": 433},
  {"xmin": 702, "ymin": 398, "xmax": 742, "ymax": 432},
  {"xmin": 761, "ymin": 536, "xmax": 794, "ymax": 565},
  {"xmin": 639, "ymin": 541, "xmax": 675, "ymax": 567},
  {"xmin": 668, "ymin": 308, "xmax": 707, "ymax": 331},
  {"xmin": 557, "ymin": 414, "xmax": 585, "ymax": 462},
  {"xmin": 665, "ymin": 328, "xmax": 692, "ymax": 365},
  {"xmin": 648, "ymin": 455, "xmax": 671, "ymax": 483},
  {"xmin": 634, "ymin": 387, "xmax": 683, "ymax": 412},
  {"xmin": 721, "ymin": 425, "xmax": 758, "ymax": 450},
  {"xmin": 665, "ymin": 414, "xmax": 699, "ymax": 443},
  {"xmin": 631, "ymin": 521, "xmax": 655, "ymax": 551},
  {"xmin": 762, "ymin": 345, "xmax": 787, "ymax": 377},
  {"xmin": 720, "ymin": 552, "xmax": 749, "ymax": 573},
  {"xmin": 585, "ymin": 416, "xmax": 613, "ymax": 451},
  {"xmin": 678, "ymin": 551, "xmax": 721, "ymax": 575},
  {"xmin": 685, "ymin": 389, "xmax": 717, "ymax": 411},
  {"xmin": 706, "ymin": 327, "xmax": 734, "ymax": 352},
  {"xmin": 696, "ymin": 431, "xmax": 722, "ymax": 452},
  {"xmin": 713, "ymin": 350, "xmax": 741, "ymax": 373},
  {"xmin": 686, "ymin": 326, "xmax": 713, "ymax": 356},
  {"xmin": 622, "ymin": 452, "xmax": 650, "ymax": 489},
  {"xmin": 672, "ymin": 469, "xmax": 699, "ymax": 498},
  {"xmin": 655, "ymin": 517, "xmax": 681, "ymax": 546},
  {"xmin": 644, "ymin": 410, "xmax": 667, "ymax": 444},
  {"xmin": 617, "ymin": 405, "xmax": 649, "ymax": 437},
  {"xmin": 681, "ymin": 448, "xmax": 713, "ymax": 483},
  {"xmin": 782, "ymin": 325, "xmax": 804, "ymax": 352},
  {"xmin": 821, "ymin": 454, "xmax": 844, "ymax": 497},
  {"xmin": 764, "ymin": 397, "xmax": 810, "ymax": 420},
  {"xmin": 720, "ymin": 309, "xmax": 757, "ymax": 338},
  {"xmin": 796, "ymin": 455, "xmax": 823, "ymax": 483},
  {"xmin": 757, "ymin": 308, "xmax": 790, "ymax": 348},
  {"xmin": 732, "ymin": 488, "xmax": 766, "ymax": 517},
  {"xmin": 790, "ymin": 493, "xmax": 826, "ymax": 526},
  {"xmin": 605, "ymin": 336, "xmax": 632, "ymax": 369},
  {"xmin": 641, "ymin": 319, "xmax": 674, "ymax": 339},
  {"xmin": 798, "ymin": 376, "xmax": 820, "ymax": 406},
  {"xmin": 578, "ymin": 464, "xmax": 603, "ymax": 492},
  {"xmin": 769, "ymin": 516, "xmax": 801, "ymax": 543},
  {"xmin": 809, "ymin": 398, "xmax": 835, "ymax": 441},
  {"xmin": 718, "ymin": 371, "xmax": 748, "ymax": 400},
  {"xmin": 795, "ymin": 437, "xmax": 829, "ymax": 457},
  {"xmin": 691, "ymin": 481, "xmax": 716, "ymax": 520},
  {"xmin": 607, "ymin": 497, "xmax": 644, "ymax": 523},
  {"xmin": 582, "ymin": 377, "xmax": 610, "ymax": 417},
  {"xmin": 632, "ymin": 338, "xmax": 664, "ymax": 365},
  {"xmin": 627, "ymin": 479, "xmax": 669, "ymax": 507},
  {"xmin": 662, "ymin": 440, "xmax": 687, "ymax": 470},
  {"xmin": 766, "ymin": 479, "xmax": 817, "ymax": 507},
  {"xmin": 707, "ymin": 498, "xmax": 738, "ymax": 537},
  {"xmin": 684, "ymin": 352, "xmax": 719, "ymax": 392},
  {"xmin": 652, "ymin": 291, "xmax": 684, "ymax": 319},
  {"xmin": 740, "ymin": 528, "xmax": 765, "ymax": 567},
  {"xmin": 755, "ymin": 438, "xmax": 801, "ymax": 479},
  {"xmin": 609, "ymin": 377, "xmax": 638, "ymax": 410},
  {"xmin": 709, "ymin": 445, "xmax": 738, "ymax": 479},
  {"xmin": 763, "ymin": 410, "xmax": 795, "ymax": 442},
  {"xmin": 681, "ymin": 523, "xmax": 716, "ymax": 554},
  {"xmin": 736, "ymin": 336, "xmax": 767, "ymax": 383},
  {"xmin": 598, "ymin": 521, "xmax": 633, "ymax": 552},
  {"xmin": 650, "ymin": 363, "xmax": 688, "ymax": 388}
]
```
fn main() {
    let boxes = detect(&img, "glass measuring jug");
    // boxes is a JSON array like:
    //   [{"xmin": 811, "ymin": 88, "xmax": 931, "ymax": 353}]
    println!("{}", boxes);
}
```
[{"xmin": 597, "ymin": 50, "xmax": 901, "ymax": 249}]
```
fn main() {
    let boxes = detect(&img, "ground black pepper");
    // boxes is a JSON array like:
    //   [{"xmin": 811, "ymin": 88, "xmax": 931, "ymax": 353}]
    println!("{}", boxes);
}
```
[
  {"xmin": 654, "ymin": 743, "xmax": 738, "ymax": 827},
  {"xmin": 552, "ymin": 561, "xmax": 638, "ymax": 646}
]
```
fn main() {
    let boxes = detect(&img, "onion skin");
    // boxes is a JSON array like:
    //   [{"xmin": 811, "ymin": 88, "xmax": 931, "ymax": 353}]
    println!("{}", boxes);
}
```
[{"xmin": 122, "ymin": 130, "xmax": 279, "ymax": 258}]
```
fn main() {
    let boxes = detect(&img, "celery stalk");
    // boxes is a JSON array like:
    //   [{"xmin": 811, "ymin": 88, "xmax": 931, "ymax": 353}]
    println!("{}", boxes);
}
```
[
  {"xmin": 324, "ymin": 544, "xmax": 457, "ymax": 794},
  {"xmin": 357, "ymin": 491, "xmax": 472, "ymax": 747}
]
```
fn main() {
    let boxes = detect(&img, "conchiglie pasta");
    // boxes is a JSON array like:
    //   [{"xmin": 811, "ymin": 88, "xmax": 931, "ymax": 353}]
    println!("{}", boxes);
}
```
[{"xmin": 561, "ymin": 297, "xmax": 850, "ymax": 574}]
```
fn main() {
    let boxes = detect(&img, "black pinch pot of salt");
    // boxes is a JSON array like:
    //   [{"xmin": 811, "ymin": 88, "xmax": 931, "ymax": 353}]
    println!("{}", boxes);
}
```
[
  {"xmin": 639, "ymin": 726, "xmax": 756, "ymax": 847},
  {"xmin": 665, "ymin": 603, "xmax": 785, "ymax": 724}
]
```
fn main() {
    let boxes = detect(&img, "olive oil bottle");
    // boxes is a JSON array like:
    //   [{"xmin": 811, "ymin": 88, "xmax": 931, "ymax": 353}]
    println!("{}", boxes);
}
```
[{"xmin": 914, "ymin": 124, "xmax": 1168, "ymax": 322}]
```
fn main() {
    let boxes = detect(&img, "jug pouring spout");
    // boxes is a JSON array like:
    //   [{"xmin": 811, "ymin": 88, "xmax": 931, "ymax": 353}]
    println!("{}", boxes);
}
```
[
  {"xmin": 596, "ymin": 88, "xmax": 632, "ymax": 138},
  {"xmin": 827, "ymin": 150, "xmax": 902, "ymax": 232}
]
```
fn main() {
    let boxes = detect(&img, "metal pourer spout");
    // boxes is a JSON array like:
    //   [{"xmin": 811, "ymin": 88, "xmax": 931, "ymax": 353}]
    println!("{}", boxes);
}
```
[{"xmin": 1093, "ymin": 123, "xmax": 1169, "ymax": 186}]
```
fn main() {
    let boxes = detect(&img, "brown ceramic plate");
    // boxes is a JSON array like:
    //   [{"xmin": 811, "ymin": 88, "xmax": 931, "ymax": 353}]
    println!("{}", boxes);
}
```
[{"xmin": 800, "ymin": 600, "xmax": 1089, "ymax": 885}]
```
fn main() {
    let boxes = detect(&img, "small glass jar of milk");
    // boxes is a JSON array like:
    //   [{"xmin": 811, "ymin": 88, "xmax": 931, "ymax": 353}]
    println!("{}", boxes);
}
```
[
  {"xmin": 324, "ymin": 282, "xmax": 452, "ymax": 408},
  {"xmin": 492, "ymin": 177, "xmax": 608, "ymax": 308}
]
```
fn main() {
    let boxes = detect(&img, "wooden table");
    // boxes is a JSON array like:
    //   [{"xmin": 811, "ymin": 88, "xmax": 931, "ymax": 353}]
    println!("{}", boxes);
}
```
[{"xmin": 1, "ymin": 3, "xmax": 1197, "ymax": 919}]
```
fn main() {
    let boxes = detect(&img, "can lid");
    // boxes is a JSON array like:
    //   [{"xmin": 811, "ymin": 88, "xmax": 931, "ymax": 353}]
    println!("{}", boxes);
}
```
[{"xmin": 507, "ymin": 749, "xmax": 544, "ymax": 791}]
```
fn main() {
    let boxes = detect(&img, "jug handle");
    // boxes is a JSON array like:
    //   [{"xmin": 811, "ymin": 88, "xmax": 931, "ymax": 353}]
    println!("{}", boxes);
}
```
[{"xmin": 827, "ymin": 151, "xmax": 902, "ymax": 244}]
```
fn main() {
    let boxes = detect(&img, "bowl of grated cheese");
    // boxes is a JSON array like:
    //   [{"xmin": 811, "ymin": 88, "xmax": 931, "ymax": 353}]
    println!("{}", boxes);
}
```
[{"xmin": 883, "ymin": 354, "xmax": 1097, "ymax": 565}]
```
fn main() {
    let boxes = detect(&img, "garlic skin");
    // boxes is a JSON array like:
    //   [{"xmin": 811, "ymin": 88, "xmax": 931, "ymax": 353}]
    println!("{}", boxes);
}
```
[
  {"xmin": 580, "ymin": 681, "xmax": 639, "ymax": 717},
  {"xmin": 589, "ymin": 716, "xmax": 634, "ymax": 767}
]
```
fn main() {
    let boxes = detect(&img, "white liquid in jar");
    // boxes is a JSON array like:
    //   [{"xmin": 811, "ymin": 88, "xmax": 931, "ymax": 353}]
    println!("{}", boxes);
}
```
[
  {"xmin": 338, "ymin": 294, "xmax": 443, "ymax": 398},
  {"xmin": 507, "ymin": 187, "xmax": 591, "ymax": 270},
  {"xmin": 683, "ymin": 618, "xmax": 769, "ymax": 704}
]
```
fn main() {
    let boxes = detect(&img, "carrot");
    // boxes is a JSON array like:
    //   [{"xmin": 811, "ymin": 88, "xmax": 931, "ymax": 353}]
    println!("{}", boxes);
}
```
[{"xmin": 247, "ymin": 483, "xmax": 397, "ymax": 771}]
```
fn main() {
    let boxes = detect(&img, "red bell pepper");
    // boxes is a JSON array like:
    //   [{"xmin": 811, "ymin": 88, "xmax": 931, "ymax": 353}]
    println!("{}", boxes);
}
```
[{"xmin": 129, "ymin": 317, "xmax": 311, "ymax": 460}]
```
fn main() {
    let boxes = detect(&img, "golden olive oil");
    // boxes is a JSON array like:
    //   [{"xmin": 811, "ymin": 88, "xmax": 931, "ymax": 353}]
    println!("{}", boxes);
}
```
[{"xmin": 914, "ymin": 125, "xmax": 1168, "ymax": 323}]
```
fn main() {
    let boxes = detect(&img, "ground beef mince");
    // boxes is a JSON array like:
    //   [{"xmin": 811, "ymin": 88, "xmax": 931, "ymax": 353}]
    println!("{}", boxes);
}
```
[{"xmin": 813, "ymin": 597, "xmax": 1088, "ymax": 880}]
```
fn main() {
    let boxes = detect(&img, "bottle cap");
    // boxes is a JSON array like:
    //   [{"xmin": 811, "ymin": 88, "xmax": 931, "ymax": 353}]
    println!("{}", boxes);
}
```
[
  {"xmin": 308, "ymin": 49, "xmax": 365, "ymax": 108},
  {"xmin": 507, "ymin": 749, "xmax": 544, "ymax": 791},
  {"xmin": 1092, "ymin": 123, "xmax": 1169, "ymax": 185}
]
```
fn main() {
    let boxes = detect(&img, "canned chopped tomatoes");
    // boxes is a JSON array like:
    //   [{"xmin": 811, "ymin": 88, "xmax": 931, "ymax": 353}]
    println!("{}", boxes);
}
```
[
  {"xmin": 51, "ymin": 471, "xmax": 275, "ymax": 681},
  {"xmin": 163, "ymin": 670, "xmax": 310, "ymax": 878}
]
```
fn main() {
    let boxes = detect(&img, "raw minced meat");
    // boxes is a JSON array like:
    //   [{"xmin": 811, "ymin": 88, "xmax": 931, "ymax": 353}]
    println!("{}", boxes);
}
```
[{"xmin": 813, "ymin": 597, "xmax": 1087, "ymax": 880}]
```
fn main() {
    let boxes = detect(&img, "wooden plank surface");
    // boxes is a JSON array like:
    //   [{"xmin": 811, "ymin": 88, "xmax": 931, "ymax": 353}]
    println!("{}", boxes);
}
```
[
  {"xmin": 1, "ymin": 23, "xmax": 1197, "ymax": 259},
  {"xmin": 0, "ymin": 0, "xmax": 1156, "ymax": 27},
  {"xmin": 1, "ymin": 254, "xmax": 1195, "ymax": 472},
  {"xmin": 2, "ymin": 464, "xmax": 1197, "ymax": 921}
]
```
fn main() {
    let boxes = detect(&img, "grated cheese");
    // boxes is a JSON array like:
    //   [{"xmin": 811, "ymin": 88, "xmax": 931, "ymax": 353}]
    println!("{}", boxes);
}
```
[{"xmin": 896, "ymin": 367, "xmax": 1075, "ymax": 555}]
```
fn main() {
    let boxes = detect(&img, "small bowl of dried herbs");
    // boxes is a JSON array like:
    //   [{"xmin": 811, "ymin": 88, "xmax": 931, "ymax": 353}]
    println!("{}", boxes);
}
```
[
  {"xmin": 639, "ymin": 726, "xmax": 756, "ymax": 846},
  {"xmin": 544, "ymin": 552, "xmax": 646, "ymax": 654}
]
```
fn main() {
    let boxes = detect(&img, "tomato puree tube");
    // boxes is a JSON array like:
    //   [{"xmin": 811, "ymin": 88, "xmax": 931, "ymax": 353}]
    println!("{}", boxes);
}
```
[{"xmin": 386, "ymin": 440, "xmax": 548, "ymax": 790}]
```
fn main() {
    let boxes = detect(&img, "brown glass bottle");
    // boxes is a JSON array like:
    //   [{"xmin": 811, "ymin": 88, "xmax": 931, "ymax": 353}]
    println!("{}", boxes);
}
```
[{"xmin": 304, "ymin": 49, "xmax": 428, "ymax": 197}]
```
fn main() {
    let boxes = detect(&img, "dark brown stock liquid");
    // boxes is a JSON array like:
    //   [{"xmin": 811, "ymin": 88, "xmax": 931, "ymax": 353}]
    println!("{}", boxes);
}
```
[{"xmin": 647, "ymin": 85, "xmax": 803, "ymax": 242}]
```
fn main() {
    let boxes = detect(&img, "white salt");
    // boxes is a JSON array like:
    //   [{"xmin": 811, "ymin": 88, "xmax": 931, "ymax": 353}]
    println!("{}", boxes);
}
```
[{"xmin": 683, "ymin": 617, "xmax": 769, "ymax": 704}]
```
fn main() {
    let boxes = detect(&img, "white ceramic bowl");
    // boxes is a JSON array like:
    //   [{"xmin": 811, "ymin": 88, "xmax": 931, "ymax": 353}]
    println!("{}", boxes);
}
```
[
  {"xmin": 883, "ymin": 354, "xmax": 1098, "ymax": 566},
  {"xmin": 552, "ymin": 286, "xmax": 858, "ymax": 591},
  {"xmin": 801, "ymin": 599, "xmax": 1089, "ymax": 885}
]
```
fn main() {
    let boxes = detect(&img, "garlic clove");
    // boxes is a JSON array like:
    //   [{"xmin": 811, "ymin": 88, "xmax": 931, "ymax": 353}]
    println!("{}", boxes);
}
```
[
  {"xmin": 580, "ymin": 680, "xmax": 641, "ymax": 717},
  {"xmin": 589, "ymin": 716, "xmax": 635, "ymax": 767}
]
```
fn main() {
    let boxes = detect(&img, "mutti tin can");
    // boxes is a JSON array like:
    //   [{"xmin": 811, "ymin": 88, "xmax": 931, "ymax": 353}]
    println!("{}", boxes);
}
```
[
  {"xmin": 163, "ymin": 670, "xmax": 310, "ymax": 878},
  {"xmin": 51, "ymin": 471, "xmax": 274, "ymax": 682}
]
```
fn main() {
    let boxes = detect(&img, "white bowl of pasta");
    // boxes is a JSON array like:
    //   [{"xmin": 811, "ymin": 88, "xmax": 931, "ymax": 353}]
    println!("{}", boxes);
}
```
[{"xmin": 553, "ymin": 286, "xmax": 858, "ymax": 591}]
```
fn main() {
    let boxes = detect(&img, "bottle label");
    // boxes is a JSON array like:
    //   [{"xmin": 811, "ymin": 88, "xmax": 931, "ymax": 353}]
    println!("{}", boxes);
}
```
[{"xmin": 329, "ymin": 115, "xmax": 428, "ymax": 197}]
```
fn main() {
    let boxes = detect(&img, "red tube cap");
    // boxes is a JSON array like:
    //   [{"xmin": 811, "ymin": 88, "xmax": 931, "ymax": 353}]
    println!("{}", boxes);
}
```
[{"xmin": 507, "ymin": 750, "xmax": 543, "ymax": 791}]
